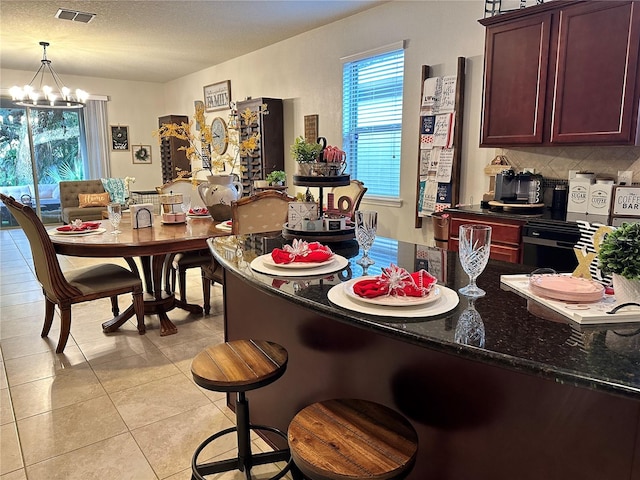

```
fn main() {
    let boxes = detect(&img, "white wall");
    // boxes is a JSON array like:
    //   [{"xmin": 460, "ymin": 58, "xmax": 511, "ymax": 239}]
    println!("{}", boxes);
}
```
[
  {"xmin": 162, "ymin": 0, "xmax": 491, "ymax": 244},
  {"xmin": 1, "ymin": 1, "xmax": 492, "ymax": 243}
]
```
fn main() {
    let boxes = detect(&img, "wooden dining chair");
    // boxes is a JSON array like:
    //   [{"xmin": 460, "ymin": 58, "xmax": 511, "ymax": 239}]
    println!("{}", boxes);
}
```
[
  {"xmin": 0, "ymin": 193, "xmax": 145, "ymax": 353},
  {"xmin": 231, "ymin": 189, "xmax": 295, "ymax": 235},
  {"xmin": 329, "ymin": 179, "xmax": 367, "ymax": 221}
]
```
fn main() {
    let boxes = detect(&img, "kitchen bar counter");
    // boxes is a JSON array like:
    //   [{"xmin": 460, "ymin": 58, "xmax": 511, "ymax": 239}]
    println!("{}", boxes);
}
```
[{"xmin": 211, "ymin": 234, "xmax": 640, "ymax": 479}]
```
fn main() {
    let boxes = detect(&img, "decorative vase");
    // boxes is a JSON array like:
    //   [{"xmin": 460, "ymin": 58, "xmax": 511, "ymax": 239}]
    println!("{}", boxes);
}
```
[
  {"xmin": 198, "ymin": 175, "xmax": 243, "ymax": 221},
  {"xmin": 612, "ymin": 273, "xmax": 640, "ymax": 304}
]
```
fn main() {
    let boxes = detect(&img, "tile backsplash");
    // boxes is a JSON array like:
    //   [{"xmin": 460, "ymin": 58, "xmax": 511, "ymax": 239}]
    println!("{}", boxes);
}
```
[{"xmin": 499, "ymin": 146, "xmax": 640, "ymax": 183}]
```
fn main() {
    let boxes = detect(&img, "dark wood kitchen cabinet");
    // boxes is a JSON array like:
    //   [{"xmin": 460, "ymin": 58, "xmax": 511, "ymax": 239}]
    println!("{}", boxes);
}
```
[
  {"xmin": 158, "ymin": 115, "xmax": 190, "ymax": 184},
  {"xmin": 448, "ymin": 212, "xmax": 525, "ymax": 263},
  {"xmin": 480, "ymin": 1, "xmax": 640, "ymax": 147}
]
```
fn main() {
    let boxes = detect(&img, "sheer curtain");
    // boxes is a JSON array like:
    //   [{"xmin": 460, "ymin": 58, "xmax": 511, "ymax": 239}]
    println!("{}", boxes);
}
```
[{"xmin": 81, "ymin": 99, "xmax": 110, "ymax": 179}]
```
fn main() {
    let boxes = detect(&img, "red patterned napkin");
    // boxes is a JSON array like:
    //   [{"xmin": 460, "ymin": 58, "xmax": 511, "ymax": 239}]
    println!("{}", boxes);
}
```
[
  {"xmin": 352, "ymin": 264, "xmax": 437, "ymax": 299},
  {"xmin": 57, "ymin": 222, "xmax": 101, "ymax": 232},
  {"xmin": 271, "ymin": 239, "xmax": 334, "ymax": 264},
  {"xmin": 189, "ymin": 207, "xmax": 208, "ymax": 215}
]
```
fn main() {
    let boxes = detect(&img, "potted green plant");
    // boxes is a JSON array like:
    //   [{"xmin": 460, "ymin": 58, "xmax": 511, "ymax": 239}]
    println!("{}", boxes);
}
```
[
  {"xmin": 598, "ymin": 222, "xmax": 640, "ymax": 303},
  {"xmin": 290, "ymin": 136, "xmax": 322, "ymax": 175},
  {"xmin": 266, "ymin": 170, "xmax": 287, "ymax": 186}
]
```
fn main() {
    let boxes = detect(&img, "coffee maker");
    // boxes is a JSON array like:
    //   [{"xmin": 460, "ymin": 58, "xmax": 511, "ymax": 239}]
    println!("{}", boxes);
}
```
[{"xmin": 494, "ymin": 170, "xmax": 543, "ymax": 204}]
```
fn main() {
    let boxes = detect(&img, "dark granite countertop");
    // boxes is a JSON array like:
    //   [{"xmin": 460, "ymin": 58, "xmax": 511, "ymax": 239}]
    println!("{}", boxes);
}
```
[
  {"xmin": 210, "ymin": 234, "xmax": 640, "ymax": 400},
  {"xmin": 445, "ymin": 204, "xmax": 611, "ymax": 226}
]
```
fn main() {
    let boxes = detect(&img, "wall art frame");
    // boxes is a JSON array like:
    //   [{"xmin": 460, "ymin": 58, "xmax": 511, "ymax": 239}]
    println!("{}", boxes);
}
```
[
  {"xmin": 203, "ymin": 80, "xmax": 231, "ymax": 112},
  {"xmin": 110, "ymin": 125, "xmax": 130, "ymax": 151},
  {"xmin": 132, "ymin": 144, "xmax": 152, "ymax": 164}
]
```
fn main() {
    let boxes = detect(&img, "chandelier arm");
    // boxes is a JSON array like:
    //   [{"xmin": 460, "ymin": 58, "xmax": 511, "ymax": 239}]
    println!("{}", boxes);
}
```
[
  {"xmin": 46, "ymin": 63, "xmax": 70, "ymax": 96},
  {"xmin": 26, "ymin": 63, "xmax": 47, "ymax": 88}
]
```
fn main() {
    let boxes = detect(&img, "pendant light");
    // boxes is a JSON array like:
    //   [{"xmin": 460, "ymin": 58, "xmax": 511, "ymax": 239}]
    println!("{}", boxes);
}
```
[{"xmin": 9, "ymin": 41, "xmax": 89, "ymax": 109}]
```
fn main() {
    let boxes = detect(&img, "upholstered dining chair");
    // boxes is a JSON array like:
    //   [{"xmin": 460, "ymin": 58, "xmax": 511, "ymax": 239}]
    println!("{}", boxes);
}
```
[
  {"xmin": 329, "ymin": 179, "xmax": 367, "ymax": 221},
  {"xmin": 156, "ymin": 178, "xmax": 218, "ymax": 312},
  {"xmin": 0, "ymin": 193, "xmax": 145, "ymax": 353},
  {"xmin": 230, "ymin": 189, "xmax": 295, "ymax": 235},
  {"xmin": 200, "ymin": 190, "xmax": 294, "ymax": 312}
]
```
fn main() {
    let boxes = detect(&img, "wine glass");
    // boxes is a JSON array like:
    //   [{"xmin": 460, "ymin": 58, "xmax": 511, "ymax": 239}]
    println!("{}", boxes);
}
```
[
  {"xmin": 181, "ymin": 195, "xmax": 191, "ymax": 215},
  {"xmin": 454, "ymin": 297, "xmax": 485, "ymax": 348},
  {"xmin": 458, "ymin": 224, "xmax": 491, "ymax": 297},
  {"xmin": 107, "ymin": 203, "xmax": 122, "ymax": 235},
  {"xmin": 355, "ymin": 210, "xmax": 377, "ymax": 268}
]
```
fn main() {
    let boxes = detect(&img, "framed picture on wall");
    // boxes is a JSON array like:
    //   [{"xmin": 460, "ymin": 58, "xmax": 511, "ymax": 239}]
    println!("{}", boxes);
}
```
[
  {"xmin": 110, "ymin": 125, "xmax": 130, "ymax": 151},
  {"xmin": 132, "ymin": 145, "xmax": 152, "ymax": 164},
  {"xmin": 203, "ymin": 80, "xmax": 231, "ymax": 112}
]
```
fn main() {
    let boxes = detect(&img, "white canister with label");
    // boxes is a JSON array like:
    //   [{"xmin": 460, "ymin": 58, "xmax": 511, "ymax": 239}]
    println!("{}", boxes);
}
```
[{"xmin": 587, "ymin": 179, "xmax": 614, "ymax": 215}]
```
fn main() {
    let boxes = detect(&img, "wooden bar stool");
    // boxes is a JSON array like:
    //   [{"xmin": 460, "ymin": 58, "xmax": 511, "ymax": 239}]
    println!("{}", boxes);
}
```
[
  {"xmin": 288, "ymin": 398, "xmax": 419, "ymax": 480},
  {"xmin": 191, "ymin": 339, "xmax": 293, "ymax": 480}
]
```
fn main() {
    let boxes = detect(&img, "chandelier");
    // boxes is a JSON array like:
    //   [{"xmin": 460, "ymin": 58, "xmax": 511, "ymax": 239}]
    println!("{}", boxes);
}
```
[{"xmin": 9, "ymin": 41, "xmax": 89, "ymax": 109}]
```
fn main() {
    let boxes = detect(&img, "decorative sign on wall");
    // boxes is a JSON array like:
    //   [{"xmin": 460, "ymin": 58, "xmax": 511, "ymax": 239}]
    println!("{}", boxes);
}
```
[
  {"xmin": 132, "ymin": 145, "xmax": 152, "ymax": 164},
  {"xmin": 110, "ymin": 125, "xmax": 129, "ymax": 151},
  {"xmin": 417, "ymin": 72, "xmax": 458, "ymax": 215},
  {"xmin": 304, "ymin": 114, "xmax": 319, "ymax": 143},
  {"xmin": 203, "ymin": 80, "xmax": 231, "ymax": 112}
]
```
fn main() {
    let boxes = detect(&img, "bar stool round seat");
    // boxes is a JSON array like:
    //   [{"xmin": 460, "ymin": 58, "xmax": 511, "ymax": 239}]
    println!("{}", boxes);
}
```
[
  {"xmin": 191, "ymin": 339, "xmax": 292, "ymax": 480},
  {"xmin": 288, "ymin": 398, "xmax": 418, "ymax": 480}
]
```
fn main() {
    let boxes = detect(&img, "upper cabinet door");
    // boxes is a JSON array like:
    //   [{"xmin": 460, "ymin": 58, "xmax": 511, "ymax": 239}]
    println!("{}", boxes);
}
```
[
  {"xmin": 480, "ymin": 0, "xmax": 640, "ymax": 147},
  {"xmin": 551, "ymin": 1, "xmax": 640, "ymax": 144},
  {"xmin": 481, "ymin": 13, "xmax": 552, "ymax": 146}
]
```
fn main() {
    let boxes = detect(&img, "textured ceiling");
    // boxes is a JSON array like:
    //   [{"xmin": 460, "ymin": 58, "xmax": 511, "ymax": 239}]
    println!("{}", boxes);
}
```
[{"xmin": 0, "ymin": 0, "xmax": 386, "ymax": 83}]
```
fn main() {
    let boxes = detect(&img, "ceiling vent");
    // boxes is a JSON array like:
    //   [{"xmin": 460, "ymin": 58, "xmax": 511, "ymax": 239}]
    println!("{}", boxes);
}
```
[{"xmin": 55, "ymin": 8, "xmax": 96, "ymax": 24}]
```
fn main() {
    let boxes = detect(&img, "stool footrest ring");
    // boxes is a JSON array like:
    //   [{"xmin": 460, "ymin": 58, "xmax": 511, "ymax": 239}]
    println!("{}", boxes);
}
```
[{"xmin": 192, "ymin": 424, "xmax": 292, "ymax": 480}]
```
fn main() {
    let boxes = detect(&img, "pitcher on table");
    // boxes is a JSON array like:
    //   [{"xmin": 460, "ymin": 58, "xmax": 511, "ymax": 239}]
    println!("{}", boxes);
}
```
[{"xmin": 198, "ymin": 175, "xmax": 243, "ymax": 221}]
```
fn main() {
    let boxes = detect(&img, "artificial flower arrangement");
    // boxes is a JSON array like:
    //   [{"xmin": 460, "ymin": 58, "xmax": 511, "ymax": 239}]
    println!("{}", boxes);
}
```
[{"xmin": 154, "ymin": 102, "xmax": 266, "ymax": 183}]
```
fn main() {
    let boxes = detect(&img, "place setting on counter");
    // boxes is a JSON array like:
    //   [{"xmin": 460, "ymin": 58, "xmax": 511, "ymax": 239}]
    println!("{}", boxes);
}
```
[
  {"xmin": 327, "ymin": 263, "xmax": 460, "ymax": 318},
  {"xmin": 250, "ymin": 238, "xmax": 350, "ymax": 277}
]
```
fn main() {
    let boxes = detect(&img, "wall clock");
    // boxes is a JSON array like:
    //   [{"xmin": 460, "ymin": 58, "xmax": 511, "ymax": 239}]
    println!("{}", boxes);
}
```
[{"xmin": 211, "ymin": 117, "xmax": 228, "ymax": 155}]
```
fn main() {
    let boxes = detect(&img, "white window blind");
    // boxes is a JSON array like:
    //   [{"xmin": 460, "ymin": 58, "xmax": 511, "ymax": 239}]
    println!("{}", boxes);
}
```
[
  {"xmin": 366, "ymin": 237, "xmax": 400, "ymax": 276},
  {"xmin": 342, "ymin": 44, "xmax": 405, "ymax": 198}
]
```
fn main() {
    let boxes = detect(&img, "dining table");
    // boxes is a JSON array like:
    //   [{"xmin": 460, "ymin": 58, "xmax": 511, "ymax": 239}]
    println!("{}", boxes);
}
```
[{"xmin": 49, "ymin": 214, "xmax": 230, "ymax": 336}]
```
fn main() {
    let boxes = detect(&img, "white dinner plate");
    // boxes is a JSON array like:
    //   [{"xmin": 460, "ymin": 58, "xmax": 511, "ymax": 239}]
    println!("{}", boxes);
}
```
[
  {"xmin": 187, "ymin": 212, "xmax": 210, "ymax": 217},
  {"xmin": 261, "ymin": 254, "xmax": 335, "ymax": 270},
  {"xmin": 215, "ymin": 220, "xmax": 232, "ymax": 231},
  {"xmin": 328, "ymin": 281, "xmax": 459, "ymax": 318},
  {"xmin": 250, "ymin": 254, "xmax": 349, "ymax": 277},
  {"xmin": 343, "ymin": 276, "xmax": 441, "ymax": 307},
  {"xmin": 50, "ymin": 227, "xmax": 107, "ymax": 236}
]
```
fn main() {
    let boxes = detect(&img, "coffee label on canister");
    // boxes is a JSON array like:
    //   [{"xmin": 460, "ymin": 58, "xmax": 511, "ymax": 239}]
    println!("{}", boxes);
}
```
[{"xmin": 587, "ymin": 183, "xmax": 613, "ymax": 215}]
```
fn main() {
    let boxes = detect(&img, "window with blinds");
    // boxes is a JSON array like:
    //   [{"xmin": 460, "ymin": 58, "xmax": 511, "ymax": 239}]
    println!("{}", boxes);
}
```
[
  {"xmin": 366, "ymin": 236, "xmax": 400, "ymax": 276},
  {"xmin": 342, "ymin": 46, "xmax": 405, "ymax": 198}
]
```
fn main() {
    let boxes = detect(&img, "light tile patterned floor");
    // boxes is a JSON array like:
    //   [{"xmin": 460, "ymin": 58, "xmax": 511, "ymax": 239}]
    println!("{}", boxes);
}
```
[{"xmin": 0, "ymin": 228, "xmax": 291, "ymax": 479}]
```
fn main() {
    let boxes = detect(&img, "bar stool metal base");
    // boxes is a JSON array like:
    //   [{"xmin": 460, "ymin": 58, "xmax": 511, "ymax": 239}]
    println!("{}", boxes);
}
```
[{"xmin": 191, "ymin": 391, "xmax": 292, "ymax": 480}]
